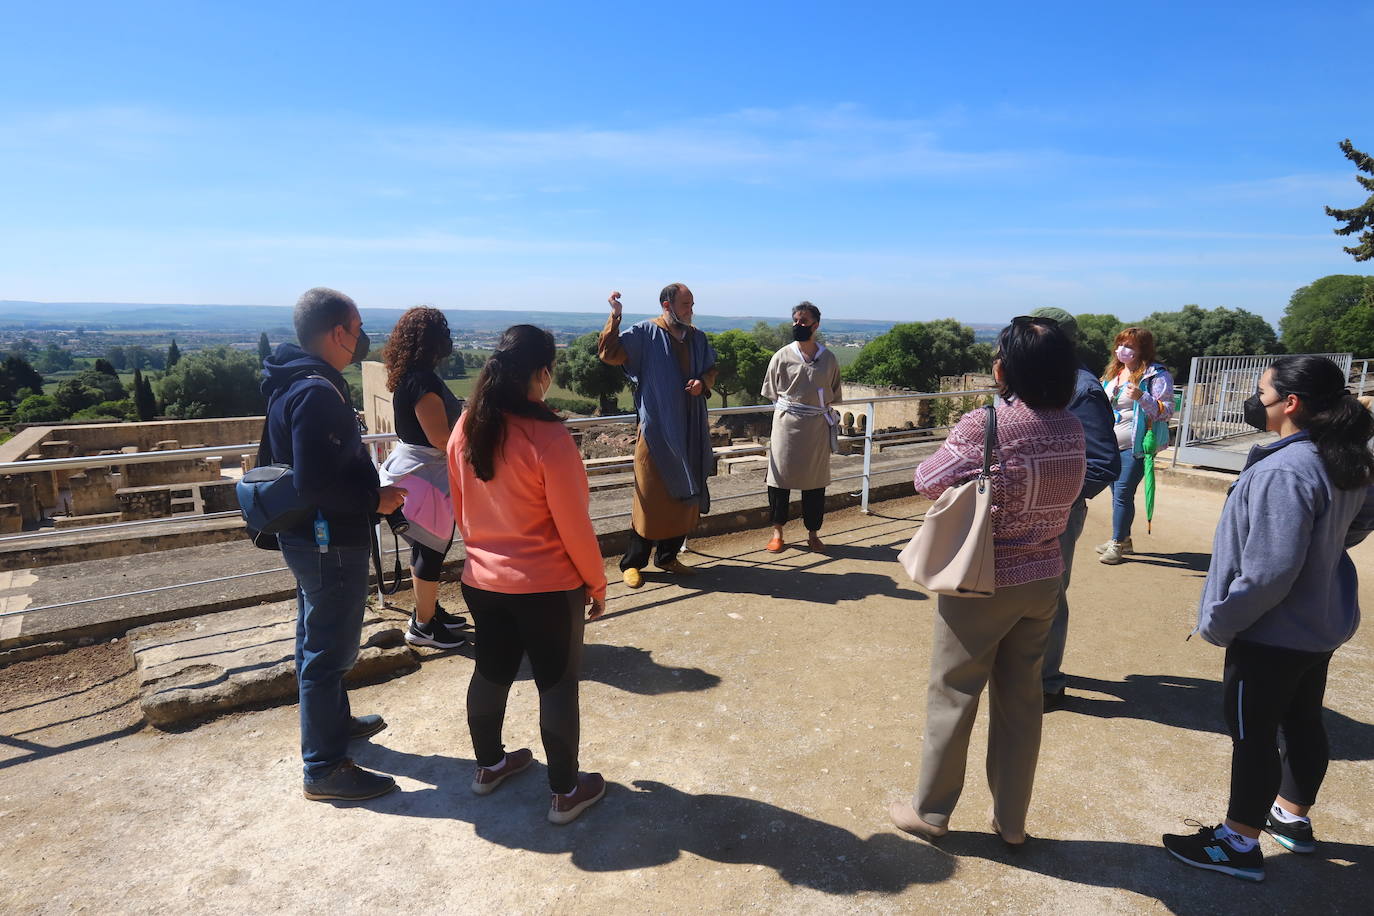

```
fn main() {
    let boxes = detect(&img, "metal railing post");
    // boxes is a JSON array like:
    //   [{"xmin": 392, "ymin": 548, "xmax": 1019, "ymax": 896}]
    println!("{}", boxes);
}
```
[{"xmin": 860, "ymin": 400, "xmax": 875, "ymax": 514}]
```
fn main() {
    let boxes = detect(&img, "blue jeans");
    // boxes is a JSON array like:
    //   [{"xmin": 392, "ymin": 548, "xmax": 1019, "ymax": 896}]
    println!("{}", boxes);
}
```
[
  {"xmin": 281, "ymin": 544, "xmax": 371, "ymax": 781},
  {"xmin": 1110, "ymin": 448, "xmax": 1145, "ymax": 541},
  {"xmin": 1041, "ymin": 497, "xmax": 1088, "ymax": 693}
]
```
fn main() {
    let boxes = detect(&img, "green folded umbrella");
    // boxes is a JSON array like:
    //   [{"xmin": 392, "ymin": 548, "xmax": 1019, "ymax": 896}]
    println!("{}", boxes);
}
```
[{"xmin": 1142, "ymin": 426, "xmax": 1157, "ymax": 534}]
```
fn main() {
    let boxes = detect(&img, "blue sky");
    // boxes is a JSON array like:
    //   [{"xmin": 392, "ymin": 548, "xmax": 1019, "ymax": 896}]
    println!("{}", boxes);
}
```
[{"xmin": 1, "ymin": 1, "xmax": 1370, "ymax": 325}]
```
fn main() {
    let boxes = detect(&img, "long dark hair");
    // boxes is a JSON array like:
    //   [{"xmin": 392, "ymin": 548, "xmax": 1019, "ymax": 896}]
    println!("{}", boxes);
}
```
[
  {"xmin": 1269, "ymin": 355, "xmax": 1374, "ymax": 490},
  {"xmin": 995, "ymin": 317, "xmax": 1076, "ymax": 409},
  {"xmin": 461, "ymin": 325, "xmax": 560, "ymax": 482},
  {"xmin": 383, "ymin": 306, "xmax": 451, "ymax": 392}
]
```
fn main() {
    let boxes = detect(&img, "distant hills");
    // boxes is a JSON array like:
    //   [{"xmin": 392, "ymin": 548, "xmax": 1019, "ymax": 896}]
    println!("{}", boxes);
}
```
[{"xmin": 0, "ymin": 300, "xmax": 1004, "ymax": 338}]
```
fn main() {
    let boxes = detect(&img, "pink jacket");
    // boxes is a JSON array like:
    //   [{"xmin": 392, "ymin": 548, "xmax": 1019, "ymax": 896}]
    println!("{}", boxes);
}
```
[{"xmin": 448, "ymin": 412, "xmax": 607, "ymax": 602}]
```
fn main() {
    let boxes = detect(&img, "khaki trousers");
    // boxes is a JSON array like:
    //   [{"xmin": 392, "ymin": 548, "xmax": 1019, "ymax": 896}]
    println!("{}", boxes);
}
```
[{"xmin": 914, "ymin": 576, "xmax": 1060, "ymax": 837}]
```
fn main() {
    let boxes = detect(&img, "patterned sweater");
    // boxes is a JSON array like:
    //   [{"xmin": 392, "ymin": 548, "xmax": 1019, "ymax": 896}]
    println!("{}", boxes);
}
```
[{"xmin": 914, "ymin": 399, "xmax": 1086, "ymax": 588}]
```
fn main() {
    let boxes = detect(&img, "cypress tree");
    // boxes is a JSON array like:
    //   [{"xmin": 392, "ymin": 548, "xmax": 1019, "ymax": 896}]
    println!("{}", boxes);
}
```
[
  {"xmin": 257, "ymin": 332, "xmax": 271, "ymax": 362},
  {"xmin": 167, "ymin": 339, "xmax": 181, "ymax": 368}
]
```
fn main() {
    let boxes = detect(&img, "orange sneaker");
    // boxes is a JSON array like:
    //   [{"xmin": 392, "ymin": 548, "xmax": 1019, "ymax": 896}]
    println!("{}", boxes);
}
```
[{"xmin": 766, "ymin": 536, "xmax": 785, "ymax": 553}]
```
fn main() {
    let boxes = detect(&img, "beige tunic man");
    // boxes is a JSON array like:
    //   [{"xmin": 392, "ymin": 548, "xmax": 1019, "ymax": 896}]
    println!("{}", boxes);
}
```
[
  {"xmin": 598, "ymin": 284, "xmax": 718, "ymax": 588},
  {"xmin": 761, "ymin": 301, "xmax": 843, "ymax": 553}
]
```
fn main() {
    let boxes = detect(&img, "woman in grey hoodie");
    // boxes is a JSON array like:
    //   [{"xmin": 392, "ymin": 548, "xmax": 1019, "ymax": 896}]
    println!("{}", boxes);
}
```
[{"xmin": 1163, "ymin": 356, "xmax": 1374, "ymax": 882}]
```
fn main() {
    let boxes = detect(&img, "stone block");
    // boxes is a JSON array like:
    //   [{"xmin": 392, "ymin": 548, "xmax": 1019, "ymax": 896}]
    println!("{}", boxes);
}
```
[
  {"xmin": 117, "ymin": 485, "xmax": 173, "ymax": 520},
  {"xmin": 53, "ymin": 512, "xmax": 121, "ymax": 530},
  {"xmin": 129, "ymin": 605, "xmax": 419, "ymax": 728},
  {"xmin": 153, "ymin": 440, "xmax": 180, "ymax": 451},
  {"xmin": 69, "ymin": 467, "xmax": 118, "ymax": 515},
  {"xmin": 0, "ymin": 503, "xmax": 20, "ymax": 534},
  {"xmin": 0, "ymin": 475, "xmax": 41, "ymax": 523}
]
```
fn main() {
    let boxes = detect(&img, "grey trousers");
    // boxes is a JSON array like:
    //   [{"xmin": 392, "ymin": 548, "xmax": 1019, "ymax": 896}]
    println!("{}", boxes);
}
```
[
  {"xmin": 914, "ymin": 575, "xmax": 1061, "ymax": 837},
  {"xmin": 1041, "ymin": 497, "xmax": 1089, "ymax": 693}
]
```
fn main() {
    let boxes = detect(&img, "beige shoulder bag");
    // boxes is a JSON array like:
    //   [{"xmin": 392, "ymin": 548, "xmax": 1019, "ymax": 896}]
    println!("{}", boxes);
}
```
[{"xmin": 898, "ymin": 405, "xmax": 997, "ymax": 597}]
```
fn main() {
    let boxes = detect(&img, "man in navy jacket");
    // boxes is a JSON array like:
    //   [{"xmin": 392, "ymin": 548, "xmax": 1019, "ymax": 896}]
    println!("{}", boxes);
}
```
[
  {"xmin": 1029, "ymin": 307, "xmax": 1121, "ymax": 709},
  {"xmin": 261, "ymin": 287, "xmax": 406, "ymax": 801}
]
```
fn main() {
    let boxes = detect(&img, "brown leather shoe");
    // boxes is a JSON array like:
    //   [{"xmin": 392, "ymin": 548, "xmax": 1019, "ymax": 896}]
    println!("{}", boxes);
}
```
[
  {"xmin": 888, "ymin": 801, "xmax": 948, "ymax": 840},
  {"xmin": 548, "ymin": 772, "xmax": 606, "ymax": 825},
  {"xmin": 766, "ymin": 536, "xmax": 785, "ymax": 553},
  {"xmin": 656, "ymin": 558, "xmax": 696, "ymax": 576},
  {"xmin": 471, "ymin": 748, "xmax": 534, "ymax": 796}
]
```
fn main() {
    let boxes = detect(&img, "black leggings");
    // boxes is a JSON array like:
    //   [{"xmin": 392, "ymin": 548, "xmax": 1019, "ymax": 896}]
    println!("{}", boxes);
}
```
[
  {"xmin": 768, "ymin": 485, "xmax": 826, "ymax": 532},
  {"xmin": 462, "ymin": 583, "xmax": 585, "ymax": 794},
  {"xmin": 1223, "ymin": 639, "xmax": 1334, "ymax": 829},
  {"xmin": 409, "ymin": 541, "xmax": 448, "ymax": 582}
]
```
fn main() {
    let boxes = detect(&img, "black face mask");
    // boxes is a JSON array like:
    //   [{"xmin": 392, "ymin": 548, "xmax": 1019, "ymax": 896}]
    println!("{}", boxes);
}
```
[
  {"xmin": 347, "ymin": 328, "xmax": 370, "ymax": 364},
  {"xmin": 792, "ymin": 324, "xmax": 814, "ymax": 342},
  {"xmin": 1242, "ymin": 391, "xmax": 1277, "ymax": 431}
]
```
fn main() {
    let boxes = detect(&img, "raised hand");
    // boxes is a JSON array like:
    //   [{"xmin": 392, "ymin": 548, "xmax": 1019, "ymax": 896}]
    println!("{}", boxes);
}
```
[{"xmin": 608, "ymin": 290, "xmax": 623, "ymax": 319}]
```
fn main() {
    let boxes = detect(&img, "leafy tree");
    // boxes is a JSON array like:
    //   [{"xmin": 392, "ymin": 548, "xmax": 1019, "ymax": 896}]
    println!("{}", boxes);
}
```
[
  {"xmin": 1138, "ymin": 304, "xmax": 1281, "ymax": 382},
  {"xmin": 1279, "ymin": 274, "xmax": 1373, "ymax": 354},
  {"xmin": 13, "ymin": 394, "xmax": 68, "ymax": 424},
  {"xmin": 463, "ymin": 351, "xmax": 486, "ymax": 369},
  {"xmin": 553, "ymin": 332, "xmax": 626, "ymax": 415},
  {"xmin": 55, "ymin": 379, "xmax": 100, "ymax": 414},
  {"xmin": 1073, "ymin": 313, "xmax": 1123, "ymax": 377},
  {"xmin": 93, "ymin": 358, "xmax": 119, "ymax": 377},
  {"xmin": 708, "ymin": 330, "xmax": 770, "ymax": 407},
  {"xmin": 846, "ymin": 319, "xmax": 992, "ymax": 391},
  {"xmin": 132, "ymin": 369, "xmax": 157, "ymax": 420},
  {"xmin": 0, "ymin": 355, "xmax": 43, "ymax": 403},
  {"xmin": 129, "ymin": 345, "xmax": 163, "ymax": 370},
  {"xmin": 749, "ymin": 320, "xmax": 793, "ymax": 353},
  {"xmin": 166, "ymin": 339, "xmax": 181, "ymax": 368},
  {"xmin": 436, "ymin": 353, "xmax": 468, "ymax": 380},
  {"xmin": 1325, "ymin": 139, "xmax": 1374, "ymax": 261},
  {"xmin": 34, "ymin": 344, "xmax": 74, "ymax": 374},
  {"xmin": 71, "ymin": 400, "xmax": 135, "ymax": 422},
  {"xmin": 77, "ymin": 369, "xmax": 127, "ymax": 403},
  {"xmin": 257, "ymin": 332, "xmax": 272, "ymax": 363},
  {"xmin": 105, "ymin": 346, "xmax": 128, "ymax": 371},
  {"xmin": 157, "ymin": 347, "xmax": 266, "ymax": 419}
]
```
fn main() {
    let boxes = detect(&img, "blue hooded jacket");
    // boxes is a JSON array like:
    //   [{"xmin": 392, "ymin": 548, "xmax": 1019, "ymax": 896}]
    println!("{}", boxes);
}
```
[
  {"xmin": 1196, "ymin": 432, "xmax": 1374, "ymax": 652},
  {"xmin": 260, "ymin": 343, "xmax": 380, "ymax": 548}
]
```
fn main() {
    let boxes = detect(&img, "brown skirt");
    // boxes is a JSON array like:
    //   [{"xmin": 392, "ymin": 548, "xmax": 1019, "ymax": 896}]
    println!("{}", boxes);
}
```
[{"xmin": 631, "ymin": 428, "xmax": 701, "ymax": 540}]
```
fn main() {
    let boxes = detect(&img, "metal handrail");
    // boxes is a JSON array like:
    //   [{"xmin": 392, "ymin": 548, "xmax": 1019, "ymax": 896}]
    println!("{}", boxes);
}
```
[{"xmin": 0, "ymin": 388, "xmax": 981, "ymax": 620}]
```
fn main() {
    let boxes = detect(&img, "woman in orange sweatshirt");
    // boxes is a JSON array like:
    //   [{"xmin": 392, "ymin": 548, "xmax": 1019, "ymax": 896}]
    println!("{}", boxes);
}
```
[{"xmin": 447, "ymin": 324, "xmax": 608, "ymax": 825}]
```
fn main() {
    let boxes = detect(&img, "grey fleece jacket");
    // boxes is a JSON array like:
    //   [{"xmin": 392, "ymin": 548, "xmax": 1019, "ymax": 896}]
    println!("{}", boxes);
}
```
[{"xmin": 1196, "ymin": 432, "xmax": 1374, "ymax": 652}]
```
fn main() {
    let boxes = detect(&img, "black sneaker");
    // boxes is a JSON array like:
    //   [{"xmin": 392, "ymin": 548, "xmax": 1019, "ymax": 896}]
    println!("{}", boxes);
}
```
[
  {"xmin": 1265, "ymin": 812, "xmax": 1316, "ymax": 854},
  {"xmin": 1042, "ymin": 689, "xmax": 1067, "ymax": 713},
  {"xmin": 303, "ymin": 759, "xmax": 397, "ymax": 801},
  {"xmin": 348, "ymin": 714, "xmax": 387, "ymax": 741},
  {"xmin": 405, "ymin": 615, "xmax": 467, "ymax": 649},
  {"xmin": 1162, "ymin": 822, "xmax": 1265, "ymax": 882},
  {"xmin": 433, "ymin": 602, "xmax": 469, "ymax": 630}
]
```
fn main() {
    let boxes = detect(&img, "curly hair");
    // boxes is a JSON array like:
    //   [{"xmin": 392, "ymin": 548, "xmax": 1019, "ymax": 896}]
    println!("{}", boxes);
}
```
[{"xmin": 383, "ymin": 306, "xmax": 452, "ymax": 392}]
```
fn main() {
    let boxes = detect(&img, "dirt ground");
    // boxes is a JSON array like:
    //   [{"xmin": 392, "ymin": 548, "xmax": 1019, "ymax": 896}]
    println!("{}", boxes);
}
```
[{"xmin": 2, "ymin": 486, "xmax": 1373, "ymax": 915}]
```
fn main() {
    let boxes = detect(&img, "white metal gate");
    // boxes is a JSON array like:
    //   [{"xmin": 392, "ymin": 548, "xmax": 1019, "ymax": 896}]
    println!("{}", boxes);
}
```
[{"xmin": 1175, "ymin": 353, "xmax": 1353, "ymax": 471}]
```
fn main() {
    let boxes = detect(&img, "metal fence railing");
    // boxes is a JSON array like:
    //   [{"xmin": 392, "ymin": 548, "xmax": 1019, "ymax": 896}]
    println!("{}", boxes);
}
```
[
  {"xmin": 0, "ymin": 388, "xmax": 994, "ymax": 622},
  {"xmin": 1175, "ymin": 353, "xmax": 1355, "ymax": 471}
]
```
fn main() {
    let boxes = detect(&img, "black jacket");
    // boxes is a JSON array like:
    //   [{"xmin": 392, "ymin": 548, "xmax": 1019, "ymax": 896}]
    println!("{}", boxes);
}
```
[{"xmin": 260, "ymin": 344, "xmax": 379, "ymax": 548}]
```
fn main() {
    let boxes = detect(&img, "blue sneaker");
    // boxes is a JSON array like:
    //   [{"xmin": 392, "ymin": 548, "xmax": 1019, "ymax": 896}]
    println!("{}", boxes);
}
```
[{"xmin": 1163, "ymin": 822, "xmax": 1264, "ymax": 882}]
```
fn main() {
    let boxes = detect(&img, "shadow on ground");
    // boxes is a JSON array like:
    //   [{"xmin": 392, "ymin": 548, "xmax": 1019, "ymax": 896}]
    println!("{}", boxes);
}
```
[
  {"xmin": 1060, "ymin": 673, "xmax": 1374, "ymax": 761},
  {"xmin": 350, "ymin": 743, "xmax": 955, "ymax": 895},
  {"xmin": 934, "ymin": 829, "xmax": 1372, "ymax": 915}
]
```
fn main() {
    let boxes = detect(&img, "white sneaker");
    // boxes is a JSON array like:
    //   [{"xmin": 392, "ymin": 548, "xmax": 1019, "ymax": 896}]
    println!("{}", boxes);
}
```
[
  {"xmin": 1096, "ymin": 537, "xmax": 1132, "ymax": 556},
  {"xmin": 1099, "ymin": 541, "xmax": 1127, "ymax": 565}
]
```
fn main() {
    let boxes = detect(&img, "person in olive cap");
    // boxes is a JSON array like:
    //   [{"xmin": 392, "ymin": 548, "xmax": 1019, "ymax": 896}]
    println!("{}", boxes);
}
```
[{"xmin": 1026, "ymin": 306, "xmax": 1121, "ymax": 711}]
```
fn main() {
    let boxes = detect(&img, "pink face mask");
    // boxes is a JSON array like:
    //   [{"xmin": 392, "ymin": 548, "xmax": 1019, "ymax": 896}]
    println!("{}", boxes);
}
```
[{"xmin": 1115, "ymin": 345, "xmax": 1136, "ymax": 364}]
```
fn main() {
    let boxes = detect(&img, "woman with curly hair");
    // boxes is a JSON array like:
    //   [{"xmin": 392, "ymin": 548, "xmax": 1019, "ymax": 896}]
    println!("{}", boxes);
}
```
[{"xmin": 380, "ymin": 306, "xmax": 468, "ymax": 649}]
